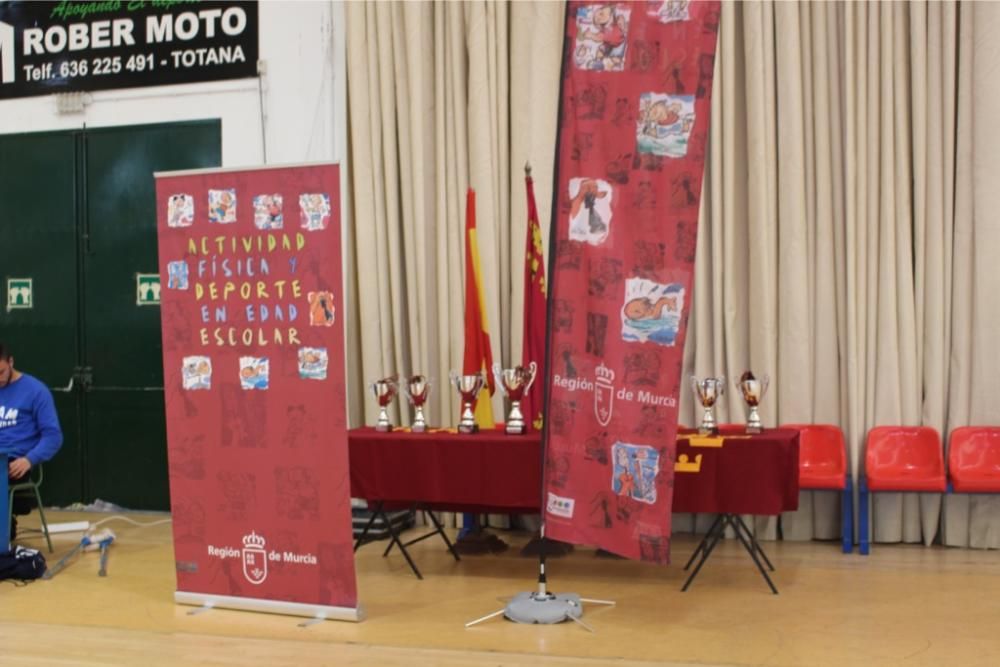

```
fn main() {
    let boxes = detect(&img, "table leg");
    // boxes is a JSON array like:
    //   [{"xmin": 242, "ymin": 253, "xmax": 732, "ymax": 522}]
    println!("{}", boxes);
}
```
[
  {"xmin": 681, "ymin": 513, "xmax": 728, "ymax": 592},
  {"xmin": 683, "ymin": 513, "xmax": 723, "ymax": 571},
  {"xmin": 732, "ymin": 515, "xmax": 775, "ymax": 571},
  {"xmin": 729, "ymin": 515, "xmax": 779, "ymax": 594},
  {"xmin": 353, "ymin": 500, "xmax": 382, "ymax": 552},
  {"xmin": 425, "ymin": 508, "xmax": 461, "ymax": 562},
  {"xmin": 379, "ymin": 505, "xmax": 423, "ymax": 580}
]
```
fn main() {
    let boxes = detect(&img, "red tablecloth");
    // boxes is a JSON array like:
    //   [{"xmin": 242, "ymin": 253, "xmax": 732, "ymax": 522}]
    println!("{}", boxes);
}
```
[
  {"xmin": 672, "ymin": 428, "xmax": 800, "ymax": 514},
  {"xmin": 349, "ymin": 427, "xmax": 543, "ymax": 513},
  {"xmin": 349, "ymin": 427, "xmax": 799, "ymax": 516}
]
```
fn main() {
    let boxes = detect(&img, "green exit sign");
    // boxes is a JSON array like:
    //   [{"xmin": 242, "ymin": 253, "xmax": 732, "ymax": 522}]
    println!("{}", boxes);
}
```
[
  {"xmin": 6, "ymin": 278, "xmax": 33, "ymax": 310},
  {"xmin": 136, "ymin": 274, "xmax": 161, "ymax": 306}
]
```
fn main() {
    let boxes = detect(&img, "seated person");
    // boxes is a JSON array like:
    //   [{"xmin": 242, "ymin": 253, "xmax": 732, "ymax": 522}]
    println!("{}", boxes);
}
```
[{"xmin": 0, "ymin": 343, "xmax": 63, "ymax": 544}]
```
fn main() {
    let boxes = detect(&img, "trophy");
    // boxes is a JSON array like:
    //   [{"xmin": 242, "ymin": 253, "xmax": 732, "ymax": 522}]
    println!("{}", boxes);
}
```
[
  {"xmin": 451, "ymin": 371, "xmax": 486, "ymax": 434},
  {"xmin": 736, "ymin": 371, "xmax": 769, "ymax": 434},
  {"xmin": 403, "ymin": 375, "xmax": 432, "ymax": 433},
  {"xmin": 493, "ymin": 361, "xmax": 538, "ymax": 435},
  {"xmin": 369, "ymin": 376, "xmax": 398, "ymax": 432},
  {"xmin": 691, "ymin": 376, "xmax": 726, "ymax": 435}
]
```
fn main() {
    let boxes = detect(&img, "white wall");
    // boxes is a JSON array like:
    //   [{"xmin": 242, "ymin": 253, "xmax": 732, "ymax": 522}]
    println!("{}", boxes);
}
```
[{"xmin": 0, "ymin": 1, "xmax": 347, "ymax": 167}]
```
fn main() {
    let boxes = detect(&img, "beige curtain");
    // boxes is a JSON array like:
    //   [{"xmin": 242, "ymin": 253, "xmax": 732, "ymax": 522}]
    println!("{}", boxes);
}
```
[
  {"xmin": 677, "ymin": 0, "xmax": 1000, "ymax": 548},
  {"xmin": 943, "ymin": 2, "xmax": 1000, "ymax": 548},
  {"xmin": 344, "ymin": 1, "xmax": 563, "ymax": 433}
]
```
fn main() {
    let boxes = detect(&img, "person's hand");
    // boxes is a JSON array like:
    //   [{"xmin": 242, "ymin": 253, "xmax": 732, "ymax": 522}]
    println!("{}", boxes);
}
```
[{"xmin": 8, "ymin": 457, "xmax": 31, "ymax": 480}]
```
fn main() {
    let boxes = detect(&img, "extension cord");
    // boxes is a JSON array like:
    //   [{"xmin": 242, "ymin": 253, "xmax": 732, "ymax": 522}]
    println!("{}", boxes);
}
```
[{"xmin": 45, "ymin": 521, "xmax": 91, "ymax": 534}]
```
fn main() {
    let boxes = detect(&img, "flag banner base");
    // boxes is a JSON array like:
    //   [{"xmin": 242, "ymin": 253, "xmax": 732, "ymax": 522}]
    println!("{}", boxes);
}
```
[
  {"xmin": 504, "ymin": 591, "xmax": 582, "ymax": 624},
  {"xmin": 466, "ymin": 591, "xmax": 615, "ymax": 631},
  {"xmin": 175, "ymin": 591, "xmax": 365, "ymax": 622}
]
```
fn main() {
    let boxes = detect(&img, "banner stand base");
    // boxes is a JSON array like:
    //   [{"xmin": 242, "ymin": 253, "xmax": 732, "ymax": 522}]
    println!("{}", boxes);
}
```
[
  {"xmin": 465, "ymin": 591, "xmax": 614, "ymax": 632},
  {"xmin": 175, "ymin": 592, "xmax": 365, "ymax": 623}
]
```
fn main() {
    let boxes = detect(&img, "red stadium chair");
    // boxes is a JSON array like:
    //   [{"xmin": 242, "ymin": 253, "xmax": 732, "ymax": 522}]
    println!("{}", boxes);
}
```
[
  {"xmin": 948, "ymin": 427, "xmax": 1000, "ymax": 493},
  {"xmin": 859, "ymin": 426, "xmax": 945, "ymax": 555},
  {"xmin": 781, "ymin": 424, "xmax": 852, "ymax": 553}
]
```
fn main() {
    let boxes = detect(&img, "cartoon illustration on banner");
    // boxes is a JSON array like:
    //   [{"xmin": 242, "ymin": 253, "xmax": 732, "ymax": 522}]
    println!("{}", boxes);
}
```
[
  {"xmin": 253, "ymin": 194, "xmax": 284, "ymax": 230},
  {"xmin": 168, "ymin": 194, "xmax": 194, "ymax": 228},
  {"xmin": 647, "ymin": 0, "xmax": 690, "ymax": 23},
  {"xmin": 637, "ymin": 93, "xmax": 696, "ymax": 158},
  {"xmin": 568, "ymin": 178, "xmax": 613, "ymax": 245},
  {"xmin": 621, "ymin": 278, "xmax": 684, "ymax": 345},
  {"xmin": 611, "ymin": 442, "xmax": 661, "ymax": 504},
  {"xmin": 574, "ymin": 4, "xmax": 631, "ymax": 71},
  {"xmin": 209, "ymin": 189, "xmax": 237, "ymax": 224}
]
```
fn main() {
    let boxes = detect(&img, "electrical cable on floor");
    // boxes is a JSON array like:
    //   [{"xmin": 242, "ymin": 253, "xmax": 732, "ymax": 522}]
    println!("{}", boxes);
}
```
[{"xmin": 88, "ymin": 516, "xmax": 172, "ymax": 530}]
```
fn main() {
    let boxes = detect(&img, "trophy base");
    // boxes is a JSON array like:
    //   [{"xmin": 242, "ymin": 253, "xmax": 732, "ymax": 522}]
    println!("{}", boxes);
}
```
[
  {"xmin": 698, "ymin": 426, "xmax": 717, "ymax": 436},
  {"xmin": 505, "ymin": 422, "xmax": 526, "ymax": 435},
  {"xmin": 375, "ymin": 423, "xmax": 393, "ymax": 433},
  {"xmin": 745, "ymin": 425, "xmax": 762, "ymax": 435},
  {"xmin": 411, "ymin": 423, "xmax": 427, "ymax": 433},
  {"xmin": 458, "ymin": 423, "xmax": 479, "ymax": 434}
]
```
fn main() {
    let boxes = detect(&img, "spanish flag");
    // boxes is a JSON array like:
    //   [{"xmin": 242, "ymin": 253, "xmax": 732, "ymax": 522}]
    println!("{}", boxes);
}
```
[{"xmin": 462, "ymin": 188, "xmax": 495, "ymax": 427}]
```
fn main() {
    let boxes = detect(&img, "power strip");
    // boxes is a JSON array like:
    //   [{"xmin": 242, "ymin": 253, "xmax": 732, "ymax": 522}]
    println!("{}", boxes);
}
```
[{"xmin": 46, "ymin": 521, "xmax": 91, "ymax": 534}]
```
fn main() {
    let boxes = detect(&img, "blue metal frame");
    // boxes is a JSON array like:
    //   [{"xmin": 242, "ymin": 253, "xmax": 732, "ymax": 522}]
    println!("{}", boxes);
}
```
[
  {"xmin": 858, "ymin": 476, "xmax": 870, "ymax": 555},
  {"xmin": 799, "ymin": 475, "xmax": 854, "ymax": 553},
  {"xmin": 1, "ymin": 472, "xmax": 7, "ymax": 552},
  {"xmin": 842, "ymin": 476, "xmax": 854, "ymax": 554}
]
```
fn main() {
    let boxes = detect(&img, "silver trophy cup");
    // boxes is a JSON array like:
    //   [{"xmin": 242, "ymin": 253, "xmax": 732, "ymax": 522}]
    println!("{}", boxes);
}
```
[
  {"xmin": 493, "ymin": 361, "xmax": 537, "ymax": 435},
  {"xmin": 691, "ymin": 375, "xmax": 726, "ymax": 435},
  {"xmin": 451, "ymin": 371, "xmax": 486, "ymax": 434},
  {"xmin": 403, "ymin": 375, "xmax": 432, "ymax": 433},
  {"xmin": 736, "ymin": 371, "xmax": 769, "ymax": 434},
  {"xmin": 369, "ymin": 376, "xmax": 399, "ymax": 432}
]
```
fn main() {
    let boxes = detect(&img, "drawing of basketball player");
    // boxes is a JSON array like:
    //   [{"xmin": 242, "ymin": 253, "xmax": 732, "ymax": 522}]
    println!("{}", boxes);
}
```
[{"xmin": 615, "ymin": 447, "xmax": 635, "ymax": 498}]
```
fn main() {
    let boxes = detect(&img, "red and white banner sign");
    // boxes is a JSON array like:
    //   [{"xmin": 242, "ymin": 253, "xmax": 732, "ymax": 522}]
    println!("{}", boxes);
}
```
[
  {"xmin": 543, "ymin": 1, "xmax": 720, "ymax": 562},
  {"xmin": 155, "ymin": 163, "xmax": 360, "ymax": 619}
]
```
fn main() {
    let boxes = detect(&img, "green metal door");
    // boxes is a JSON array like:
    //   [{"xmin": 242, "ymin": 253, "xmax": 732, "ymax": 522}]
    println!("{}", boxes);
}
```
[
  {"xmin": 0, "ymin": 120, "xmax": 221, "ymax": 510},
  {"xmin": 0, "ymin": 131, "xmax": 83, "ymax": 505}
]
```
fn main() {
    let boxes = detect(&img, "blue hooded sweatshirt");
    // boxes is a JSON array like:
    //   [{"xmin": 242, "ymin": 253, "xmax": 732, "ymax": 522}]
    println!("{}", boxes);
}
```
[{"xmin": 0, "ymin": 373, "xmax": 63, "ymax": 465}]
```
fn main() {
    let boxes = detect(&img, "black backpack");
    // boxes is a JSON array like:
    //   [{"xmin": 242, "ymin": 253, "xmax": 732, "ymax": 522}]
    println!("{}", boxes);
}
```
[{"xmin": 0, "ymin": 546, "xmax": 47, "ymax": 582}]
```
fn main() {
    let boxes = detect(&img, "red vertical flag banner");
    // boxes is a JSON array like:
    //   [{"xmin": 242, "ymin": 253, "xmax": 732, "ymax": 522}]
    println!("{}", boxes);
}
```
[
  {"xmin": 155, "ymin": 163, "xmax": 361, "ymax": 620},
  {"xmin": 522, "ymin": 170, "xmax": 547, "ymax": 430},
  {"xmin": 463, "ymin": 188, "xmax": 496, "ymax": 426},
  {"xmin": 542, "ymin": 1, "xmax": 721, "ymax": 562}
]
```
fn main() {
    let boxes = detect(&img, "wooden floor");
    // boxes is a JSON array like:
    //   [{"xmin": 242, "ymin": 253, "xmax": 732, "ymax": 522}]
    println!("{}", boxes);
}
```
[{"xmin": 1, "ymin": 511, "xmax": 999, "ymax": 666}]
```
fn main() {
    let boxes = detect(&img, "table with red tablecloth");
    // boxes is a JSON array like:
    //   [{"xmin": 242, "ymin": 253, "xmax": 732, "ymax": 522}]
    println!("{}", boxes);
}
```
[
  {"xmin": 349, "ymin": 427, "xmax": 542, "ymax": 514},
  {"xmin": 349, "ymin": 426, "xmax": 799, "ymax": 587}
]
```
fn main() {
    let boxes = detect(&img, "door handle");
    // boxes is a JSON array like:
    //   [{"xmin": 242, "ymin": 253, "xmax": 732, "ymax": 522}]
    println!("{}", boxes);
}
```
[{"xmin": 51, "ymin": 376, "xmax": 76, "ymax": 393}]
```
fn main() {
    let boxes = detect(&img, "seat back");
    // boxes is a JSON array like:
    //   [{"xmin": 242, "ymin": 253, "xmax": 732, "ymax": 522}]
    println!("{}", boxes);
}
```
[
  {"xmin": 865, "ymin": 426, "xmax": 945, "ymax": 491},
  {"xmin": 782, "ymin": 424, "xmax": 847, "ymax": 489},
  {"xmin": 948, "ymin": 427, "xmax": 1000, "ymax": 491}
]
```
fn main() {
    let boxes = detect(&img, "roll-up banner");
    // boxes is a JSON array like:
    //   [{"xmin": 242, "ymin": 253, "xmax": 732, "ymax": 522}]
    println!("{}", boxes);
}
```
[{"xmin": 155, "ymin": 163, "xmax": 361, "ymax": 621}]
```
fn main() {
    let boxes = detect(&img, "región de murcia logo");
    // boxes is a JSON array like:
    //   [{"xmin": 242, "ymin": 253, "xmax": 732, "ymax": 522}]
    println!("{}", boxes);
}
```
[{"xmin": 206, "ymin": 530, "xmax": 319, "ymax": 585}]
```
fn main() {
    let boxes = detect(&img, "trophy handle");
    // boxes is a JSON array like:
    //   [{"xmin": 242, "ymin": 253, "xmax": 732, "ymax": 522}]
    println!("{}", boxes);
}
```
[
  {"xmin": 449, "ymin": 369, "xmax": 460, "ymax": 390},
  {"xmin": 524, "ymin": 361, "xmax": 538, "ymax": 394}
]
